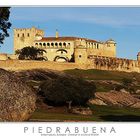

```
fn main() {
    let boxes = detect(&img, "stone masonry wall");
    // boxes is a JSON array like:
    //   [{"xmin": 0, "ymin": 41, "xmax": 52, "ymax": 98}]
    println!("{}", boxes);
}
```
[
  {"xmin": 0, "ymin": 58, "xmax": 139, "ymax": 73},
  {"xmin": 0, "ymin": 60, "xmax": 84, "ymax": 71},
  {"xmin": 87, "ymin": 55, "xmax": 140, "ymax": 73}
]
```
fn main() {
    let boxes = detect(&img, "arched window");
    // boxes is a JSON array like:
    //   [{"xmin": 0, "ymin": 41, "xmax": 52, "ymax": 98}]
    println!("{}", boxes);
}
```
[
  {"xmin": 97, "ymin": 44, "xmax": 99, "ymax": 49},
  {"xmin": 39, "ymin": 43, "xmax": 42, "ymax": 46},
  {"xmin": 35, "ymin": 43, "xmax": 38, "ymax": 46},
  {"xmin": 86, "ymin": 42, "xmax": 89, "ymax": 48},
  {"xmin": 22, "ymin": 33, "xmax": 24, "ymax": 37},
  {"xmin": 59, "ymin": 42, "xmax": 62, "ymax": 47},
  {"xmin": 47, "ymin": 43, "xmax": 50, "ymax": 47},
  {"xmin": 55, "ymin": 43, "xmax": 58, "ymax": 47},
  {"xmin": 27, "ymin": 33, "xmax": 30, "ymax": 37},
  {"xmin": 63, "ymin": 42, "xmax": 66, "ymax": 47},
  {"xmin": 17, "ymin": 34, "xmax": 19, "ymax": 37},
  {"xmin": 68, "ymin": 43, "xmax": 70, "ymax": 46},
  {"xmin": 89, "ymin": 43, "xmax": 90, "ymax": 48},
  {"xmin": 51, "ymin": 43, "xmax": 54, "ymax": 47},
  {"xmin": 89, "ymin": 42, "xmax": 91, "ymax": 48},
  {"xmin": 43, "ymin": 43, "xmax": 46, "ymax": 46}
]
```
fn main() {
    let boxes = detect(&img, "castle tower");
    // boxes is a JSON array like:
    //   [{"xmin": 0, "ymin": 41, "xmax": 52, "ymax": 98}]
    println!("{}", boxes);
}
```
[
  {"xmin": 106, "ymin": 39, "xmax": 116, "ymax": 57},
  {"xmin": 74, "ymin": 46, "xmax": 88, "ymax": 64},
  {"xmin": 137, "ymin": 52, "xmax": 140, "ymax": 61},
  {"xmin": 13, "ymin": 27, "xmax": 44, "ymax": 53}
]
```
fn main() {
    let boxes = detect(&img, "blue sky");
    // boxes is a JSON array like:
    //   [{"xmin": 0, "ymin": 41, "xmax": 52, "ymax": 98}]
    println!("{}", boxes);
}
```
[{"xmin": 1, "ymin": 7, "xmax": 140, "ymax": 59}]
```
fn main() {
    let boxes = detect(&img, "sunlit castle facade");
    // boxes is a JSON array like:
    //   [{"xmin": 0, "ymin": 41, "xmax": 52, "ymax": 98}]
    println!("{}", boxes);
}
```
[
  {"xmin": 14, "ymin": 27, "xmax": 116, "ymax": 63},
  {"xmin": 12, "ymin": 26, "xmax": 140, "ymax": 73}
]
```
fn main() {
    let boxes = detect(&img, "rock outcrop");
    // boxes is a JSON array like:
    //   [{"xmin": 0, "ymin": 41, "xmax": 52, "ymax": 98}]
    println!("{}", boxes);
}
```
[
  {"xmin": 89, "ymin": 91, "xmax": 140, "ymax": 108},
  {"xmin": 0, "ymin": 69, "xmax": 36, "ymax": 121}
]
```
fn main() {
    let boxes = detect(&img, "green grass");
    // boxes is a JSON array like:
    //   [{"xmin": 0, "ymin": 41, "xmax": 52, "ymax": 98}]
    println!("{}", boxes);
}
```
[
  {"xmin": 64, "ymin": 69, "xmax": 140, "ymax": 92},
  {"xmin": 95, "ymin": 82, "xmax": 113, "ymax": 92},
  {"xmin": 90, "ymin": 105, "xmax": 140, "ymax": 116},
  {"xmin": 64, "ymin": 69, "xmax": 140, "ymax": 82},
  {"xmin": 90, "ymin": 105, "xmax": 140, "ymax": 121},
  {"xmin": 30, "ymin": 105, "xmax": 140, "ymax": 122},
  {"xmin": 29, "ymin": 68, "xmax": 140, "ymax": 121},
  {"xmin": 30, "ymin": 109, "xmax": 97, "ymax": 121}
]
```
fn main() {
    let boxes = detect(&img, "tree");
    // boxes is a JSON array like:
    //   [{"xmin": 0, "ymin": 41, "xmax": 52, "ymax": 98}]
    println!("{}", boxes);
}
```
[
  {"xmin": 39, "ymin": 77, "xmax": 96, "ymax": 106},
  {"xmin": 15, "ymin": 46, "xmax": 47, "ymax": 60},
  {"xmin": 0, "ymin": 7, "xmax": 11, "ymax": 44},
  {"xmin": 122, "ymin": 78, "xmax": 132, "ymax": 86}
]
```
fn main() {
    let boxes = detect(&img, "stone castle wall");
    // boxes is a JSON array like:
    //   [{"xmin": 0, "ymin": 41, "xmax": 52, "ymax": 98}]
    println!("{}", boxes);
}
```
[
  {"xmin": 0, "ymin": 59, "xmax": 139, "ymax": 73},
  {"xmin": 87, "ymin": 55, "xmax": 140, "ymax": 73},
  {"xmin": 0, "ymin": 60, "xmax": 81, "ymax": 71}
]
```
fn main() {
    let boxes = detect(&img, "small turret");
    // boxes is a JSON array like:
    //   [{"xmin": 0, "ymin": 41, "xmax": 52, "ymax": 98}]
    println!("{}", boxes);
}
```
[
  {"xmin": 106, "ymin": 39, "xmax": 116, "ymax": 57},
  {"xmin": 137, "ymin": 52, "xmax": 140, "ymax": 61},
  {"xmin": 35, "ymin": 34, "xmax": 42, "ymax": 40},
  {"xmin": 106, "ymin": 39, "xmax": 116, "ymax": 45}
]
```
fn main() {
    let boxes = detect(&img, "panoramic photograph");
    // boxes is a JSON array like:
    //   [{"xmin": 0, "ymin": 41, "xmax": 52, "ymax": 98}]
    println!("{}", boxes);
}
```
[{"xmin": 1, "ymin": 7, "xmax": 140, "ymax": 122}]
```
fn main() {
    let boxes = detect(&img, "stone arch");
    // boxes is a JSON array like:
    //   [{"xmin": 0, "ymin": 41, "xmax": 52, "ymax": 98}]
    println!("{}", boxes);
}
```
[
  {"xmin": 56, "ymin": 49, "xmax": 67, "ymax": 54},
  {"xmin": 39, "ymin": 43, "xmax": 42, "ymax": 47},
  {"xmin": 97, "ymin": 44, "xmax": 99, "ymax": 49},
  {"xmin": 63, "ymin": 42, "xmax": 66, "ymax": 47},
  {"xmin": 43, "ymin": 43, "xmax": 46, "ymax": 47},
  {"xmin": 35, "ymin": 43, "xmax": 38, "ymax": 46},
  {"xmin": 54, "ymin": 56, "xmax": 69, "ymax": 62},
  {"xmin": 55, "ymin": 42, "xmax": 58, "ymax": 47},
  {"xmin": 47, "ymin": 43, "xmax": 50, "ymax": 47},
  {"xmin": 51, "ymin": 42, "xmax": 54, "ymax": 47},
  {"xmin": 59, "ymin": 42, "xmax": 62, "ymax": 47}
]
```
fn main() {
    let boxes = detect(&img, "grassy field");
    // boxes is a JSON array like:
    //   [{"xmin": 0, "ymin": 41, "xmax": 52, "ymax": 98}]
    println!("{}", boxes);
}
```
[
  {"xmin": 31, "ymin": 105, "xmax": 140, "ymax": 122},
  {"xmin": 64, "ymin": 69, "xmax": 140, "ymax": 92},
  {"xmin": 64, "ymin": 69, "xmax": 140, "ymax": 81},
  {"xmin": 29, "ymin": 68, "xmax": 140, "ymax": 122}
]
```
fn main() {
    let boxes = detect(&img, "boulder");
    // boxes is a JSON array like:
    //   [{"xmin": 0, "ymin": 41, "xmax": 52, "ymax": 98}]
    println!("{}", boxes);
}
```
[
  {"xmin": 89, "ymin": 98, "xmax": 107, "ymax": 106},
  {"xmin": 0, "ymin": 69, "xmax": 36, "ymax": 121},
  {"xmin": 136, "ymin": 90, "xmax": 140, "ymax": 94},
  {"xmin": 89, "ymin": 91, "xmax": 140, "ymax": 108}
]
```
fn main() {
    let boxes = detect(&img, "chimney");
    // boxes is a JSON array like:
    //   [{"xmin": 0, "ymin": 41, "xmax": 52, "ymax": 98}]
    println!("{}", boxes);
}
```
[{"xmin": 56, "ymin": 29, "xmax": 59, "ymax": 38}]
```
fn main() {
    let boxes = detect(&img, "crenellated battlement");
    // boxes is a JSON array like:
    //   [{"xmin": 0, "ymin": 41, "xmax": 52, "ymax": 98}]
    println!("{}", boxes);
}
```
[
  {"xmin": 14, "ymin": 27, "xmax": 44, "ymax": 51},
  {"xmin": 87, "ymin": 55, "xmax": 140, "ymax": 73}
]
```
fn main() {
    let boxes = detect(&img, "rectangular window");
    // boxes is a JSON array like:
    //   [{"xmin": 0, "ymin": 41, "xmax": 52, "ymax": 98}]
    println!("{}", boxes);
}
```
[{"xmin": 97, "ymin": 44, "xmax": 99, "ymax": 49}]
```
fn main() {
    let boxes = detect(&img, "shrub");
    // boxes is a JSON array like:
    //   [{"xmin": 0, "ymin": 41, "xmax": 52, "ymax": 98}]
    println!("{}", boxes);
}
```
[
  {"xmin": 115, "ymin": 85, "xmax": 126, "ymax": 91},
  {"xmin": 39, "ymin": 77, "xmax": 96, "ymax": 106},
  {"xmin": 122, "ymin": 78, "xmax": 132, "ymax": 86}
]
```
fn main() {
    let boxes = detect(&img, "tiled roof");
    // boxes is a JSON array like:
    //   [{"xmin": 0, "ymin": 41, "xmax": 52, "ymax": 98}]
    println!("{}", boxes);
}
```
[{"xmin": 35, "ymin": 36, "xmax": 98, "ymax": 43}]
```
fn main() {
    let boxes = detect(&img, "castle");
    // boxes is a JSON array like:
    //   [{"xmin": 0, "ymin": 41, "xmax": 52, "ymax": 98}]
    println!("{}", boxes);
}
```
[
  {"xmin": 13, "ymin": 27, "xmax": 116, "ymax": 62},
  {"xmin": 1, "ymin": 26, "xmax": 140, "ymax": 73}
]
